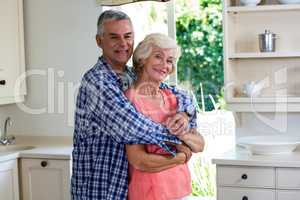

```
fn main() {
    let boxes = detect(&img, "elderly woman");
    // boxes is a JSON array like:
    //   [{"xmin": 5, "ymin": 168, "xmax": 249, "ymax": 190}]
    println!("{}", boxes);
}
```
[{"xmin": 125, "ymin": 33, "xmax": 205, "ymax": 200}]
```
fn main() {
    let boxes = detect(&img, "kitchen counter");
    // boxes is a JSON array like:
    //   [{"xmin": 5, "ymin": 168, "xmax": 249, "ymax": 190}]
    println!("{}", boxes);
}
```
[
  {"xmin": 0, "ymin": 136, "xmax": 72, "ymax": 162},
  {"xmin": 212, "ymin": 146, "xmax": 300, "ymax": 168}
]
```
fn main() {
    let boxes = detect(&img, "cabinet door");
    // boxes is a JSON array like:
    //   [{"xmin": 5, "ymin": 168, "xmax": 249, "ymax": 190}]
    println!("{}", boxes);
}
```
[
  {"xmin": 0, "ymin": 0, "xmax": 26, "ymax": 104},
  {"xmin": 277, "ymin": 190, "xmax": 300, "ymax": 200},
  {"xmin": 277, "ymin": 168, "xmax": 300, "ymax": 189},
  {"xmin": 217, "ymin": 166, "xmax": 275, "ymax": 188},
  {"xmin": 20, "ymin": 159, "xmax": 70, "ymax": 200},
  {"xmin": 218, "ymin": 187, "xmax": 275, "ymax": 200},
  {"xmin": 0, "ymin": 159, "xmax": 19, "ymax": 200}
]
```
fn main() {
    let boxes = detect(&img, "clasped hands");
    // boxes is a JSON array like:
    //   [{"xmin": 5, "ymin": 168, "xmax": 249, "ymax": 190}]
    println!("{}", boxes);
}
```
[
  {"xmin": 164, "ymin": 112, "xmax": 189, "ymax": 136},
  {"xmin": 164, "ymin": 112, "xmax": 192, "ymax": 163}
]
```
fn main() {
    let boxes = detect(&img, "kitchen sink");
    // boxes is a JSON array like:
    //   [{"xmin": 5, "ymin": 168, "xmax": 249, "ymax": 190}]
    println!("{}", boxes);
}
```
[{"xmin": 0, "ymin": 145, "xmax": 35, "ymax": 153}]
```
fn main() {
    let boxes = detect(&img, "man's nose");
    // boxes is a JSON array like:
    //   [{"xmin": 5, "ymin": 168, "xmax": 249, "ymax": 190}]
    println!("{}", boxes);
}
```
[{"xmin": 118, "ymin": 37, "xmax": 127, "ymax": 47}]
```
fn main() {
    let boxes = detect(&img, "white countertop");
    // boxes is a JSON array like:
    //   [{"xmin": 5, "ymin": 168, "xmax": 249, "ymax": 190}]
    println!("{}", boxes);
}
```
[
  {"xmin": 0, "ymin": 136, "xmax": 72, "ymax": 162},
  {"xmin": 212, "ymin": 147, "xmax": 300, "ymax": 167}
]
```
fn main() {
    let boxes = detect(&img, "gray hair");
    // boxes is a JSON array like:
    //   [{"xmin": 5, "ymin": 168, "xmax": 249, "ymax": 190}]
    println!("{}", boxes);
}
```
[
  {"xmin": 97, "ymin": 10, "xmax": 132, "ymax": 35},
  {"xmin": 133, "ymin": 33, "xmax": 181, "ymax": 75}
]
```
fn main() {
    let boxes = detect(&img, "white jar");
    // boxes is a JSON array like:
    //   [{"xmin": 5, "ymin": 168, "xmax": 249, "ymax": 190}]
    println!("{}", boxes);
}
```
[{"xmin": 240, "ymin": 0, "xmax": 261, "ymax": 6}]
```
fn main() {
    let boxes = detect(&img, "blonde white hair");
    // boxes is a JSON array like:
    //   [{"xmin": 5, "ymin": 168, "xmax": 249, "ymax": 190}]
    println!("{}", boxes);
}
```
[{"xmin": 132, "ymin": 33, "xmax": 181, "ymax": 75}]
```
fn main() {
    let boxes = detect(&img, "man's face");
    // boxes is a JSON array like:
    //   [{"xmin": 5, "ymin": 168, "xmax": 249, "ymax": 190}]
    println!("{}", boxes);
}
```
[{"xmin": 96, "ymin": 19, "xmax": 134, "ymax": 71}]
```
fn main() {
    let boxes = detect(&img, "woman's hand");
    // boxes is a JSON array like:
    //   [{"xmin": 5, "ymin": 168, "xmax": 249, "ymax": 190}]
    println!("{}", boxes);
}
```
[
  {"xmin": 175, "ymin": 143, "xmax": 192, "ymax": 163},
  {"xmin": 164, "ymin": 113, "xmax": 189, "ymax": 136},
  {"xmin": 177, "ymin": 129, "xmax": 205, "ymax": 153}
]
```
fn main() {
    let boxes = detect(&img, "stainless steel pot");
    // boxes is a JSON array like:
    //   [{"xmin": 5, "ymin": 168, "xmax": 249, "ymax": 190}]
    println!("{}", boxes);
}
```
[{"xmin": 259, "ymin": 30, "xmax": 276, "ymax": 52}]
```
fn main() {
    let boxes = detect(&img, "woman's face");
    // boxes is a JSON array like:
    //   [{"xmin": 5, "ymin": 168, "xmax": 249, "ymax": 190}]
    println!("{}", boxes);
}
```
[{"xmin": 141, "ymin": 47, "xmax": 174, "ymax": 83}]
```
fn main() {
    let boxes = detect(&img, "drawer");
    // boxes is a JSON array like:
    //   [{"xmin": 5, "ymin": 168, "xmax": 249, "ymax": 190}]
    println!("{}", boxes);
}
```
[
  {"xmin": 277, "ymin": 168, "xmax": 300, "ymax": 189},
  {"xmin": 277, "ymin": 190, "xmax": 300, "ymax": 200},
  {"xmin": 217, "ymin": 166, "xmax": 275, "ymax": 188},
  {"xmin": 218, "ymin": 187, "xmax": 275, "ymax": 200}
]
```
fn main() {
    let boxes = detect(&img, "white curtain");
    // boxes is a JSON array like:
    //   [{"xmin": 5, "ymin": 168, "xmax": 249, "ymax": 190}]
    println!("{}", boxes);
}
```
[{"xmin": 96, "ymin": 0, "xmax": 170, "ymax": 6}]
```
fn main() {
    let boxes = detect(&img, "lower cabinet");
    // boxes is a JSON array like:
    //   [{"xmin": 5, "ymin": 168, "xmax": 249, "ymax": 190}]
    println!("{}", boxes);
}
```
[
  {"xmin": 277, "ymin": 190, "xmax": 300, "ymax": 200},
  {"xmin": 0, "ymin": 159, "xmax": 19, "ymax": 200},
  {"xmin": 216, "ymin": 165, "xmax": 300, "ymax": 200},
  {"xmin": 218, "ymin": 187, "xmax": 275, "ymax": 200},
  {"xmin": 20, "ymin": 158, "xmax": 70, "ymax": 200}
]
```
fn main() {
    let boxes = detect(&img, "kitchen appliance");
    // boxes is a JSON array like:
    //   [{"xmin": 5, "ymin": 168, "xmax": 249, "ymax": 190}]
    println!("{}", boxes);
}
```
[{"xmin": 259, "ymin": 30, "xmax": 277, "ymax": 52}]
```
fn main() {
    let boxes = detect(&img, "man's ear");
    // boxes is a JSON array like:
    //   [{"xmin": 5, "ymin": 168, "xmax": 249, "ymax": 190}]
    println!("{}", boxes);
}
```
[{"xmin": 96, "ymin": 35, "xmax": 102, "ymax": 48}]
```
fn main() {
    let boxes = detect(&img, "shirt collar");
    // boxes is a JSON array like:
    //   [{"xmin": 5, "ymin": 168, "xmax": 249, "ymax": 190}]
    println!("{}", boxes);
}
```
[
  {"xmin": 98, "ymin": 56, "xmax": 132, "ymax": 73},
  {"xmin": 98, "ymin": 56, "xmax": 134, "ymax": 77}
]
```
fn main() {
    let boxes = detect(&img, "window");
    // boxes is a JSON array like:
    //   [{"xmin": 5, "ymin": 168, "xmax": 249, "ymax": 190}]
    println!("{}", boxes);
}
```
[
  {"xmin": 101, "ymin": 1, "xmax": 233, "ymax": 199},
  {"xmin": 102, "ymin": 0, "xmax": 177, "ymax": 84}
]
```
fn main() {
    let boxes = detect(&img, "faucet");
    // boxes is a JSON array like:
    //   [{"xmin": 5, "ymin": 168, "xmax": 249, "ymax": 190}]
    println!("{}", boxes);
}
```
[{"xmin": 0, "ymin": 117, "xmax": 15, "ymax": 145}]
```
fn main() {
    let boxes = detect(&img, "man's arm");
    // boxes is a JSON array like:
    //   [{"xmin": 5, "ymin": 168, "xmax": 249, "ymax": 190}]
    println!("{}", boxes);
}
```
[
  {"xmin": 81, "ymin": 79, "xmax": 180, "ymax": 154},
  {"xmin": 160, "ymin": 83, "xmax": 196, "ymax": 119},
  {"xmin": 125, "ymin": 144, "xmax": 187, "ymax": 173},
  {"xmin": 160, "ymin": 83, "xmax": 198, "ymax": 135}
]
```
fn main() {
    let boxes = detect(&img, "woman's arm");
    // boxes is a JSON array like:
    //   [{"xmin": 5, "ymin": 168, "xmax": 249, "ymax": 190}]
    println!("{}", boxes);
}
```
[
  {"xmin": 177, "ymin": 129, "xmax": 205, "ymax": 153},
  {"xmin": 125, "ymin": 144, "xmax": 187, "ymax": 173}
]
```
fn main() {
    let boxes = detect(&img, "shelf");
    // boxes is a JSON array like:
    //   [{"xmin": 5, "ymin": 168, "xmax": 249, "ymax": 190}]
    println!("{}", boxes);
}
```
[
  {"xmin": 227, "ymin": 102, "xmax": 300, "ymax": 112},
  {"xmin": 227, "ymin": 96, "xmax": 300, "ymax": 112},
  {"xmin": 224, "ymin": 1, "xmax": 300, "ymax": 112},
  {"xmin": 228, "ymin": 97, "xmax": 300, "ymax": 103},
  {"xmin": 226, "ymin": 4, "xmax": 300, "ymax": 13},
  {"xmin": 229, "ymin": 52, "xmax": 300, "ymax": 59}
]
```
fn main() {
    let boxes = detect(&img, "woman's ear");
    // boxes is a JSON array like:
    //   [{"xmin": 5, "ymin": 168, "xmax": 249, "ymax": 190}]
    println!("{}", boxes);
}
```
[
  {"xmin": 139, "ymin": 58, "xmax": 145, "ymax": 66},
  {"xmin": 134, "ymin": 58, "xmax": 145, "ymax": 75}
]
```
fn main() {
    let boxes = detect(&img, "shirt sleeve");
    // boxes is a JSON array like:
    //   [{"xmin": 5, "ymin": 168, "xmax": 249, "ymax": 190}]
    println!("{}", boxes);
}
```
[
  {"xmin": 160, "ymin": 82, "xmax": 197, "ymax": 128},
  {"xmin": 83, "ymin": 79, "xmax": 180, "ymax": 155},
  {"xmin": 188, "ymin": 107, "xmax": 197, "ymax": 129}
]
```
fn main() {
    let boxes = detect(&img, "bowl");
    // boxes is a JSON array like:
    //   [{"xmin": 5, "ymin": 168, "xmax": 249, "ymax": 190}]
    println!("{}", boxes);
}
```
[
  {"xmin": 277, "ymin": 0, "xmax": 300, "ymax": 4},
  {"xmin": 240, "ymin": 0, "xmax": 262, "ymax": 6},
  {"xmin": 237, "ymin": 135, "xmax": 300, "ymax": 155}
]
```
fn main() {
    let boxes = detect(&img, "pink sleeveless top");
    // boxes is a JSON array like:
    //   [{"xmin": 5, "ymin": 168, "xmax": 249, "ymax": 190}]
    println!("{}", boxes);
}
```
[{"xmin": 125, "ymin": 88, "xmax": 191, "ymax": 200}]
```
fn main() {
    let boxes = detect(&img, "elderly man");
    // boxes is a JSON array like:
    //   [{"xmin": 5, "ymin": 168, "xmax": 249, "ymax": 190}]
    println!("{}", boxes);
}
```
[{"xmin": 71, "ymin": 10, "xmax": 196, "ymax": 200}]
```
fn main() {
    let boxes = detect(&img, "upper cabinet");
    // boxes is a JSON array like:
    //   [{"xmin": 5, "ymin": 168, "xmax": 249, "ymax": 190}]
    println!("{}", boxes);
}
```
[
  {"xmin": 223, "ymin": 0, "xmax": 300, "ymax": 112},
  {"xmin": 0, "ymin": 0, "xmax": 26, "ymax": 105}
]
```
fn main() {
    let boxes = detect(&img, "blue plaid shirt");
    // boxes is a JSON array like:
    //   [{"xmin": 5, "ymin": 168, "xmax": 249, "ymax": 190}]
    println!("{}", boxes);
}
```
[{"xmin": 71, "ymin": 57, "xmax": 196, "ymax": 200}]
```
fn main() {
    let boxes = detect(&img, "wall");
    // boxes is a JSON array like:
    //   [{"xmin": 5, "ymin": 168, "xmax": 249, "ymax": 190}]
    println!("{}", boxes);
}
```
[{"xmin": 0, "ymin": 0, "xmax": 101, "ymax": 136}]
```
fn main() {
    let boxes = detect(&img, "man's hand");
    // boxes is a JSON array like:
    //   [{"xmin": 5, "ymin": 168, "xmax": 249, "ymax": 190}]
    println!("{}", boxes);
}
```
[
  {"xmin": 175, "ymin": 144, "xmax": 192, "ymax": 163},
  {"xmin": 164, "ymin": 113, "xmax": 189, "ymax": 136}
]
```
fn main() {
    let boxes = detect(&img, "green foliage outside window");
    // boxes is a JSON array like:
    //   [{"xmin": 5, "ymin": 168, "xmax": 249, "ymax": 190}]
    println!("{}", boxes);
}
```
[
  {"xmin": 191, "ymin": 157, "xmax": 216, "ymax": 197},
  {"xmin": 176, "ymin": 0, "xmax": 224, "ymax": 111}
]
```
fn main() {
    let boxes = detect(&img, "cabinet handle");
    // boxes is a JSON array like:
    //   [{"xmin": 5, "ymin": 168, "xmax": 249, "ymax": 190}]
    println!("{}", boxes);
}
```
[
  {"xmin": 241, "ymin": 174, "xmax": 248, "ymax": 180},
  {"xmin": 242, "ymin": 196, "xmax": 248, "ymax": 200},
  {"xmin": 0, "ymin": 80, "xmax": 6, "ymax": 85},
  {"xmin": 41, "ymin": 161, "xmax": 48, "ymax": 167}
]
